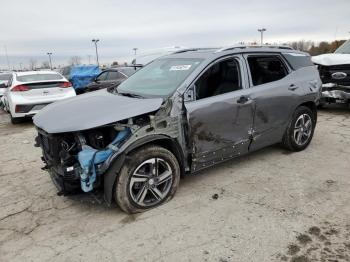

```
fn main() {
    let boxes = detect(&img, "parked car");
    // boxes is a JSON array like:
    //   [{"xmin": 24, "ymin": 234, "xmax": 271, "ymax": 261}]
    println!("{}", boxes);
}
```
[
  {"xmin": 312, "ymin": 39, "xmax": 350, "ymax": 106},
  {"xmin": 34, "ymin": 46, "xmax": 321, "ymax": 213},
  {"xmin": 84, "ymin": 66, "xmax": 140, "ymax": 93},
  {"xmin": 59, "ymin": 65, "xmax": 101, "ymax": 94},
  {"xmin": 0, "ymin": 72, "xmax": 12, "ymax": 98},
  {"xmin": 2, "ymin": 71, "xmax": 76, "ymax": 124}
]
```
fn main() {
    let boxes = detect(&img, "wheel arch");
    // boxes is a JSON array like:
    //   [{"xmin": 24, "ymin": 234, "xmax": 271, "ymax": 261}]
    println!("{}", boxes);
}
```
[
  {"xmin": 103, "ymin": 135, "xmax": 186, "ymax": 205},
  {"xmin": 297, "ymin": 101, "xmax": 317, "ymax": 123}
]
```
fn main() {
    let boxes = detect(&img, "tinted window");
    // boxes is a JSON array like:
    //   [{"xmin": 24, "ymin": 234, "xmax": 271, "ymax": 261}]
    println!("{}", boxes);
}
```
[
  {"xmin": 195, "ymin": 59, "xmax": 241, "ymax": 100},
  {"xmin": 96, "ymin": 71, "xmax": 108, "ymax": 81},
  {"xmin": 283, "ymin": 53, "xmax": 314, "ymax": 70},
  {"xmin": 0, "ymin": 74, "xmax": 11, "ymax": 81},
  {"xmin": 16, "ymin": 73, "xmax": 63, "ymax": 82},
  {"xmin": 247, "ymin": 56, "xmax": 288, "ymax": 86},
  {"xmin": 106, "ymin": 71, "xmax": 125, "ymax": 80},
  {"xmin": 117, "ymin": 58, "xmax": 203, "ymax": 97},
  {"xmin": 118, "ymin": 67, "xmax": 138, "ymax": 76}
]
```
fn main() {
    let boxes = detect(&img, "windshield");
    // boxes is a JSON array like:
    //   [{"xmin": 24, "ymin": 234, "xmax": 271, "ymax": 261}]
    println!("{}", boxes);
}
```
[
  {"xmin": 335, "ymin": 40, "xmax": 350, "ymax": 54},
  {"xmin": 116, "ymin": 58, "xmax": 203, "ymax": 97},
  {"xmin": 0, "ymin": 74, "xmax": 11, "ymax": 81}
]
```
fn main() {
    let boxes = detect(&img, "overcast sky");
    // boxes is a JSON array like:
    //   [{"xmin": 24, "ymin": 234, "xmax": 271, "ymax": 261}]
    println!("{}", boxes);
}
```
[{"xmin": 0, "ymin": 0, "xmax": 349, "ymax": 69}]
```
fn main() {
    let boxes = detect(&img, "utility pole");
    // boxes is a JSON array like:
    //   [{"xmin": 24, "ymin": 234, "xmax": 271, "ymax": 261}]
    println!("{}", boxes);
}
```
[
  {"xmin": 47, "ymin": 52, "xmax": 53, "ymax": 70},
  {"xmin": 257, "ymin": 28, "xmax": 267, "ymax": 45},
  {"xmin": 133, "ymin": 48, "xmax": 138, "ymax": 55},
  {"xmin": 4, "ymin": 45, "xmax": 10, "ymax": 70},
  {"xmin": 92, "ymin": 39, "xmax": 100, "ymax": 67},
  {"xmin": 88, "ymin": 55, "xmax": 91, "ymax": 64}
]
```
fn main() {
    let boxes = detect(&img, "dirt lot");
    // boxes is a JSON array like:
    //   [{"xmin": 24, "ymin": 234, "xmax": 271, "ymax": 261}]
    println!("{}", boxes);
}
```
[{"xmin": 0, "ymin": 106, "xmax": 349, "ymax": 262}]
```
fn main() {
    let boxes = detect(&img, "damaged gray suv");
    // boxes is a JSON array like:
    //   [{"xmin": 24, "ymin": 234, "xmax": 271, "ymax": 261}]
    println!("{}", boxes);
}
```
[{"xmin": 34, "ymin": 46, "xmax": 321, "ymax": 213}]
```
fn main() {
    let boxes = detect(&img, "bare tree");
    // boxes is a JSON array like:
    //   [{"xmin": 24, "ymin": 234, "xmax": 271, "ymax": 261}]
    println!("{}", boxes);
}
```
[
  {"xmin": 41, "ymin": 61, "xmax": 50, "ymax": 69},
  {"xmin": 289, "ymin": 40, "xmax": 314, "ymax": 52},
  {"xmin": 68, "ymin": 56, "xmax": 82, "ymax": 66},
  {"xmin": 29, "ymin": 58, "xmax": 37, "ymax": 70}
]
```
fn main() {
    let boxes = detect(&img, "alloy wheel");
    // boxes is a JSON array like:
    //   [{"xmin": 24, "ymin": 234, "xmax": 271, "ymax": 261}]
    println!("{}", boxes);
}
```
[
  {"xmin": 129, "ymin": 158, "xmax": 173, "ymax": 207},
  {"xmin": 293, "ymin": 114, "xmax": 313, "ymax": 146}
]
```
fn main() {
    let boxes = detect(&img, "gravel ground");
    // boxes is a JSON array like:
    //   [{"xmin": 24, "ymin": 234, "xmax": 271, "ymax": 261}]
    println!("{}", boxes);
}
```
[{"xmin": 0, "ymin": 106, "xmax": 349, "ymax": 262}]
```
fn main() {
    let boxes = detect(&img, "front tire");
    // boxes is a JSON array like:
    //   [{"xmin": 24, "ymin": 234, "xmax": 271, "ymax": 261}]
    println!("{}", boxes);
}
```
[
  {"xmin": 115, "ymin": 145, "xmax": 180, "ymax": 214},
  {"xmin": 282, "ymin": 106, "xmax": 316, "ymax": 152}
]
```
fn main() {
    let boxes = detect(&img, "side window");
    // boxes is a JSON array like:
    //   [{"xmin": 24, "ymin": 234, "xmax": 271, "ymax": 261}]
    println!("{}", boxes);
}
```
[
  {"xmin": 247, "ymin": 56, "xmax": 288, "ymax": 86},
  {"xmin": 195, "ymin": 59, "xmax": 241, "ymax": 100},
  {"xmin": 96, "ymin": 71, "xmax": 108, "ymax": 81},
  {"xmin": 106, "ymin": 71, "xmax": 126, "ymax": 80}
]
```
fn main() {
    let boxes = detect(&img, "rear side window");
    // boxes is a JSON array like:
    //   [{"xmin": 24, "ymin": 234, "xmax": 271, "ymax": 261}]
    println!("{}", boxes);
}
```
[
  {"xmin": 96, "ymin": 71, "xmax": 108, "ymax": 81},
  {"xmin": 106, "ymin": 71, "xmax": 126, "ymax": 80},
  {"xmin": 282, "ymin": 53, "xmax": 314, "ymax": 69},
  {"xmin": 119, "ymin": 67, "xmax": 138, "ymax": 76},
  {"xmin": 16, "ymin": 73, "xmax": 63, "ymax": 82},
  {"xmin": 0, "ymin": 74, "xmax": 11, "ymax": 81},
  {"xmin": 247, "ymin": 56, "xmax": 288, "ymax": 86}
]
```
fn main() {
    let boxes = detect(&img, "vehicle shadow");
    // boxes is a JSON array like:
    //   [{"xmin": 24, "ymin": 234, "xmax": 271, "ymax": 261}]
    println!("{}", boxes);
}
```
[
  {"xmin": 63, "ymin": 144, "xmax": 282, "ymax": 215},
  {"xmin": 318, "ymin": 103, "xmax": 350, "ymax": 115},
  {"xmin": 0, "ymin": 109, "xmax": 34, "ymax": 135}
]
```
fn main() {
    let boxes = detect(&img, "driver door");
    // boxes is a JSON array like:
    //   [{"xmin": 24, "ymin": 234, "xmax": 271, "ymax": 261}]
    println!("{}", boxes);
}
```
[{"xmin": 184, "ymin": 56, "xmax": 255, "ymax": 172}]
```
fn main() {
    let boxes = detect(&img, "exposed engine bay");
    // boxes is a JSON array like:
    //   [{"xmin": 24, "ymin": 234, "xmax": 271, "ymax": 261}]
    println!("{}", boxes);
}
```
[
  {"xmin": 35, "ymin": 115, "xmax": 152, "ymax": 194},
  {"xmin": 35, "ymin": 103, "xmax": 182, "ymax": 198}
]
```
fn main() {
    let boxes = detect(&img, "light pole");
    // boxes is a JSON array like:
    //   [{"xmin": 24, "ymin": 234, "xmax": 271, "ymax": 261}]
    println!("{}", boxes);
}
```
[
  {"xmin": 257, "ymin": 28, "xmax": 267, "ymax": 45},
  {"xmin": 47, "ymin": 52, "xmax": 53, "ymax": 70},
  {"xmin": 92, "ymin": 39, "xmax": 100, "ymax": 67},
  {"xmin": 133, "ymin": 48, "xmax": 138, "ymax": 55}
]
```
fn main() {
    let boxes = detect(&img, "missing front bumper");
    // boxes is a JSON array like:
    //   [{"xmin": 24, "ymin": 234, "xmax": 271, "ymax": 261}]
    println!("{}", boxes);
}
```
[{"xmin": 321, "ymin": 84, "xmax": 350, "ymax": 103}]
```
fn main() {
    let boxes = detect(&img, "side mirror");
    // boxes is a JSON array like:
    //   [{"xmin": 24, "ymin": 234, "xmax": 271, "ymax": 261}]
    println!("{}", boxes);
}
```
[
  {"xmin": 0, "ymin": 83, "xmax": 7, "ymax": 89},
  {"xmin": 184, "ymin": 85, "xmax": 195, "ymax": 102}
]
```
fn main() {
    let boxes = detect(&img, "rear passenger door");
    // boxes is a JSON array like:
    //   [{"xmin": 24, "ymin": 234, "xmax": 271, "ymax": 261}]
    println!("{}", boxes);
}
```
[{"xmin": 243, "ymin": 53, "xmax": 299, "ymax": 151}]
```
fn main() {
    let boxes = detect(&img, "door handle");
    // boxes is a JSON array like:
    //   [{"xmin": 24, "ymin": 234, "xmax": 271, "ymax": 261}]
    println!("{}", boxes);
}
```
[
  {"xmin": 288, "ymin": 84, "xmax": 299, "ymax": 91},
  {"xmin": 237, "ymin": 95, "xmax": 250, "ymax": 104}
]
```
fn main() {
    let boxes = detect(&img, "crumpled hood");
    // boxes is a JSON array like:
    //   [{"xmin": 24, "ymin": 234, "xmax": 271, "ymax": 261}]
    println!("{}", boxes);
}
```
[
  {"xmin": 312, "ymin": 53, "xmax": 350, "ymax": 66},
  {"xmin": 33, "ymin": 89, "xmax": 163, "ymax": 133}
]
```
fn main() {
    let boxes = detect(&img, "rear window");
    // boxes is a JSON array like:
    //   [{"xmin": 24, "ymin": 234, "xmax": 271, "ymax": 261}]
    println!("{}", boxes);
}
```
[
  {"xmin": 16, "ymin": 73, "xmax": 63, "ymax": 82},
  {"xmin": 0, "ymin": 74, "xmax": 11, "ymax": 81},
  {"xmin": 282, "ymin": 53, "xmax": 314, "ymax": 70},
  {"xmin": 118, "ymin": 67, "xmax": 138, "ymax": 76}
]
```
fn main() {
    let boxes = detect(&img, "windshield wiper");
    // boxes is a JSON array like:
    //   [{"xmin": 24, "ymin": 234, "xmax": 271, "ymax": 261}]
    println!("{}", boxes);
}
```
[{"xmin": 118, "ymin": 92, "xmax": 144, "ymax": 98}]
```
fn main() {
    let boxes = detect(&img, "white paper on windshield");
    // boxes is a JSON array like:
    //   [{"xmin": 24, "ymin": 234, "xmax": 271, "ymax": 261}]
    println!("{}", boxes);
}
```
[{"xmin": 169, "ymin": 65, "xmax": 192, "ymax": 71}]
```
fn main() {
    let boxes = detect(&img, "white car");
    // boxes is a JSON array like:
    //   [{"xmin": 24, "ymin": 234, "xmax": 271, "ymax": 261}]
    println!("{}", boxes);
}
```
[
  {"xmin": 2, "ymin": 71, "xmax": 76, "ymax": 124},
  {"xmin": 0, "ymin": 72, "xmax": 12, "ymax": 97}
]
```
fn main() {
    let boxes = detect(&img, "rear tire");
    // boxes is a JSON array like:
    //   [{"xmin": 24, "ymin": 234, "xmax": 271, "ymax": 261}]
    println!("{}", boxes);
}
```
[
  {"xmin": 10, "ymin": 114, "xmax": 24, "ymax": 124},
  {"xmin": 114, "ymin": 145, "xmax": 180, "ymax": 214},
  {"xmin": 282, "ymin": 106, "xmax": 316, "ymax": 152}
]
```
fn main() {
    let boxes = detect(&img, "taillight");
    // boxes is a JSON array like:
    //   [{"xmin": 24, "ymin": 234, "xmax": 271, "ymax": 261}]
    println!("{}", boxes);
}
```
[
  {"xmin": 60, "ymin": 82, "xmax": 72, "ymax": 88},
  {"xmin": 11, "ymin": 85, "xmax": 30, "ymax": 92}
]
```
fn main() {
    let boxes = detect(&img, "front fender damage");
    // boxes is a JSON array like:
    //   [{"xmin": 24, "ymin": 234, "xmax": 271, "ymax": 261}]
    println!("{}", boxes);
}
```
[{"xmin": 73, "ymin": 99, "xmax": 184, "ymax": 204}]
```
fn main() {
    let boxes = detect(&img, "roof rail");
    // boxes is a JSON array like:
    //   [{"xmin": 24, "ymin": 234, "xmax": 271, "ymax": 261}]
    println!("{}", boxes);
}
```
[
  {"xmin": 172, "ymin": 47, "xmax": 218, "ymax": 54},
  {"xmin": 215, "ymin": 45, "xmax": 293, "ymax": 53}
]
